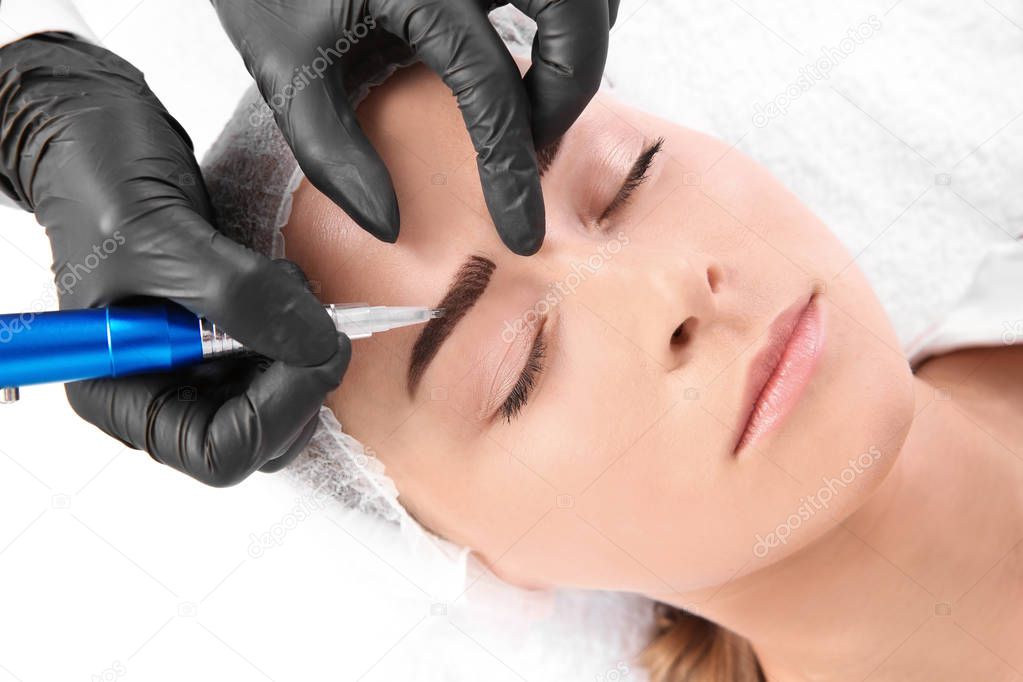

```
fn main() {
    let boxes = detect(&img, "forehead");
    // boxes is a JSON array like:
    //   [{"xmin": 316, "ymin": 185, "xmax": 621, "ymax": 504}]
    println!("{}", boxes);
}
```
[
  {"xmin": 281, "ymin": 69, "xmax": 669, "ymax": 285},
  {"xmin": 278, "ymin": 65, "xmax": 720, "ymax": 437},
  {"xmin": 283, "ymin": 66, "xmax": 643, "ymax": 302}
]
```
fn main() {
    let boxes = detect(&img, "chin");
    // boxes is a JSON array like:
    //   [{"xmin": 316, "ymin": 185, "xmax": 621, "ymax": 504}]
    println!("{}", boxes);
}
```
[
  {"xmin": 811, "ymin": 309, "xmax": 914, "ymax": 514},
  {"xmin": 735, "ymin": 293, "xmax": 916, "ymax": 574},
  {"xmin": 824, "ymin": 290, "xmax": 917, "ymax": 498}
]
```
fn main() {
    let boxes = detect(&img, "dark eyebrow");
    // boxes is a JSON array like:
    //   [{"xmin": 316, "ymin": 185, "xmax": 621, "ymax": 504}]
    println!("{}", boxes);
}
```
[
  {"xmin": 407, "ymin": 255, "xmax": 496, "ymax": 396},
  {"xmin": 536, "ymin": 137, "xmax": 563, "ymax": 176}
]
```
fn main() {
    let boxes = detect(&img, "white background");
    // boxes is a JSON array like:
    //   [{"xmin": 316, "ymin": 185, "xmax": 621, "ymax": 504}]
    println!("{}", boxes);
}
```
[
  {"xmin": 0, "ymin": 4, "xmax": 410, "ymax": 681},
  {"xmin": 1, "ymin": 1, "xmax": 1021, "ymax": 680}
]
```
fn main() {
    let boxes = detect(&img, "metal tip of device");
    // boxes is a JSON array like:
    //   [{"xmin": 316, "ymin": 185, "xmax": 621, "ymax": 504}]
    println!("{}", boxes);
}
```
[{"xmin": 429, "ymin": 308, "xmax": 445, "ymax": 319}]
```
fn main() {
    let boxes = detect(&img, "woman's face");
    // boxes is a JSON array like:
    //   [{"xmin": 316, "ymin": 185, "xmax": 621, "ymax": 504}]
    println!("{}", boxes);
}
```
[{"xmin": 283, "ymin": 64, "xmax": 915, "ymax": 597}]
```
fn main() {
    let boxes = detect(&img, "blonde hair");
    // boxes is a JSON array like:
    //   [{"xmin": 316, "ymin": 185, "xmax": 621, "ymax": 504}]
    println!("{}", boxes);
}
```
[{"xmin": 641, "ymin": 604, "xmax": 764, "ymax": 682}]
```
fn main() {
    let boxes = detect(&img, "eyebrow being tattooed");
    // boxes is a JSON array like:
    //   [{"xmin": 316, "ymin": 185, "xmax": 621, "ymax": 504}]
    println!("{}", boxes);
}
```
[{"xmin": 407, "ymin": 255, "xmax": 496, "ymax": 395}]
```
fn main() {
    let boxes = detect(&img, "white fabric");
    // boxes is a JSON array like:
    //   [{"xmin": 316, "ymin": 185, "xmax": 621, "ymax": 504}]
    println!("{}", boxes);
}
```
[
  {"xmin": 0, "ymin": 1, "xmax": 1016, "ymax": 677},
  {"xmin": 286, "ymin": 408, "xmax": 656, "ymax": 681},
  {"xmin": 603, "ymin": 1, "xmax": 1023, "ymax": 348},
  {"xmin": 0, "ymin": 1, "xmax": 1008, "ymax": 678},
  {"xmin": 281, "ymin": 237, "xmax": 1023, "ymax": 681},
  {"xmin": 0, "ymin": 0, "xmax": 96, "ymax": 46},
  {"xmin": 200, "ymin": 3, "xmax": 1023, "ymax": 678},
  {"xmin": 907, "ymin": 238, "xmax": 1023, "ymax": 366},
  {"xmin": 288, "ymin": 407, "xmax": 473, "ymax": 600},
  {"xmin": 202, "ymin": 10, "xmax": 659, "ymax": 680}
]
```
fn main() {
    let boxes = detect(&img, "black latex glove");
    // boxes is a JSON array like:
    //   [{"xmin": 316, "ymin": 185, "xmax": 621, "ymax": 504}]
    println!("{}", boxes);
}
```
[
  {"xmin": 211, "ymin": 0, "xmax": 621, "ymax": 256},
  {"xmin": 0, "ymin": 33, "xmax": 348, "ymax": 486}
]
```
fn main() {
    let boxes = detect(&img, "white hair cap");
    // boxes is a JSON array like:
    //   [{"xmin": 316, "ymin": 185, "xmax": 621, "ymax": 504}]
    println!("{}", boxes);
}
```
[
  {"xmin": 198, "ymin": 11, "xmax": 652, "ymax": 676},
  {"xmin": 197, "ymin": 7, "xmax": 540, "ymax": 584}
]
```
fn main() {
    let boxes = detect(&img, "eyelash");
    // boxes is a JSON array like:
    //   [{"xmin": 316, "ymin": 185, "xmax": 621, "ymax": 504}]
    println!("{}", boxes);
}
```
[
  {"xmin": 598, "ymin": 137, "xmax": 665, "ymax": 224},
  {"xmin": 494, "ymin": 139, "xmax": 664, "ymax": 421},
  {"xmin": 499, "ymin": 333, "xmax": 546, "ymax": 422}
]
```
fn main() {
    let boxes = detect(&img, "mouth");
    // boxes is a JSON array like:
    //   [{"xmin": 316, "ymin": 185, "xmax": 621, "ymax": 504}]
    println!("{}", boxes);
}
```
[{"xmin": 734, "ymin": 293, "xmax": 826, "ymax": 455}]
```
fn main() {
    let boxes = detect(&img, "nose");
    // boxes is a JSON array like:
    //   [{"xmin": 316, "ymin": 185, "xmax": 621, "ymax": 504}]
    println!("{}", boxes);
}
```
[{"xmin": 581, "ymin": 246, "xmax": 723, "ymax": 372}]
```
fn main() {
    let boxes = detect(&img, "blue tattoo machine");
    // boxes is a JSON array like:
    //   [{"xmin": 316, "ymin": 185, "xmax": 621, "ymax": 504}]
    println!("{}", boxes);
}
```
[{"xmin": 0, "ymin": 302, "xmax": 441, "ymax": 403}]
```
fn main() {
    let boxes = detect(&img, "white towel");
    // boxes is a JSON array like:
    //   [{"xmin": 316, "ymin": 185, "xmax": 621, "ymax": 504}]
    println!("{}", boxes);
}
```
[
  {"xmin": 605, "ymin": 0, "xmax": 1023, "ymax": 346},
  {"xmin": 268, "ymin": 4, "xmax": 1023, "ymax": 680},
  {"xmin": 367, "ymin": 3, "xmax": 1023, "ymax": 677}
]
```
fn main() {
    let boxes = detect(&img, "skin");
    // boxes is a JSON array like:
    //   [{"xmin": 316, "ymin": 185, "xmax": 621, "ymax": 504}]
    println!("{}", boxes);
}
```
[{"xmin": 282, "ymin": 64, "xmax": 1022, "ymax": 680}]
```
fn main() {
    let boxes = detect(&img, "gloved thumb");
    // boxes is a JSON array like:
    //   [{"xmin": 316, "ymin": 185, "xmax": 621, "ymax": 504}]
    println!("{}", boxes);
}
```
[{"xmin": 258, "ymin": 58, "xmax": 400, "ymax": 243}]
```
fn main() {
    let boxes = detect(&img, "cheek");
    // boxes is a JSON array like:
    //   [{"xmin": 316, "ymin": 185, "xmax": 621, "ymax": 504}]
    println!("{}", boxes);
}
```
[
  {"xmin": 489, "ymin": 399, "xmax": 796, "ymax": 593},
  {"xmin": 381, "ymin": 409, "xmax": 561, "ymax": 586},
  {"xmin": 486, "ymin": 303, "xmax": 675, "ymax": 491},
  {"xmin": 462, "ymin": 307, "xmax": 745, "ymax": 591},
  {"xmin": 629, "ymin": 124, "xmax": 854, "ymax": 286}
]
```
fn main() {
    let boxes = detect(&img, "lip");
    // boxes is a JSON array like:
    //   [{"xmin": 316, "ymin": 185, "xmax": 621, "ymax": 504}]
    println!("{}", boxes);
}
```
[{"xmin": 734, "ymin": 293, "xmax": 825, "ymax": 454}]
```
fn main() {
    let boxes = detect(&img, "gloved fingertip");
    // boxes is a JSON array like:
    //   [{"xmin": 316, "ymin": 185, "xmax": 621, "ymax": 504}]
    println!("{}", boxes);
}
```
[
  {"xmin": 494, "ymin": 186, "xmax": 546, "ymax": 256},
  {"xmin": 531, "ymin": 125, "xmax": 561, "ymax": 161},
  {"xmin": 337, "ymin": 182, "xmax": 400, "ymax": 244},
  {"xmin": 477, "ymin": 155, "xmax": 546, "ymax": 256},
  {"xmin": 337, "ymin": 332, "xmax": 352, "ymax": 377},
  {"xmin": 259, "ymin": 413, "xmax": 319, "ymax": 473},
  {"xmin": 298, "ymin": 135, "xmax": 400, "ymax": 244},
  {"xmin": 609, "ymin": 0, "xmax": 622, "ymax": 27},
  {"xmin": 271, "ymin": 258, "xmax": 314, "ymax": 290},
  {"xmin": 340, "ymin": 328, "xmax": 353, "ymax": 356},
  {"xmin": 371, "ymin": 189, "xmax": 401, "ymax": 244},
  {"xmin": 366, "ymin": 219, "xmax": 400, "ymax": 244},
  {"xmin": 524, "ymin": 64, "xmax": 603, "ymax": 152},
  {"xmin": 506, "ymin": 224, "xmax": 546, "ymax": 257},
  {"xmin": 315, "ymin": 332, "xmax": 351, "ymax": 393}
]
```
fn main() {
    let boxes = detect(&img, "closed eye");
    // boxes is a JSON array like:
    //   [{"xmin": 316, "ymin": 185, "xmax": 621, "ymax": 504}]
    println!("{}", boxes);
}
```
[
  {"xmin": 498, "ymin": 329, "xmax": 546, "ymax": 422},
  {"xmin": 598, "ymin": 137, "xmax": 665, "ymax": 224}
]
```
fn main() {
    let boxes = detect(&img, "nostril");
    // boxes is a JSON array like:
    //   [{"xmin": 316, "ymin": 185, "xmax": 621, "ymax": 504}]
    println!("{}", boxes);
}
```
[
  {"xmin": 671, "ymin": 317, "xmax": 696, "ymax": 347},
  {"xmin": 707, "ymin": 265, "xmax": 722, "ymax": 294}
]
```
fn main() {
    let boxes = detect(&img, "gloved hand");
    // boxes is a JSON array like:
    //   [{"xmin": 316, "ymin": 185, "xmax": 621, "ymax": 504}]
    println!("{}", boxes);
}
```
[
  {"xmin": 211, "ymin": 0, "xmax": 621, "ymax": 256},
  {"xmin": 0, "ymin": 32, "xmax": 348, "ymax": 486}
]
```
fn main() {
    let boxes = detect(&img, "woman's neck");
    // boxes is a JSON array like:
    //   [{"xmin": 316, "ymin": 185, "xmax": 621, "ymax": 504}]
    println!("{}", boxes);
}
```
[{"xmin": 664, "ymin": 361, "xmax": 1023, "ymax": 681}]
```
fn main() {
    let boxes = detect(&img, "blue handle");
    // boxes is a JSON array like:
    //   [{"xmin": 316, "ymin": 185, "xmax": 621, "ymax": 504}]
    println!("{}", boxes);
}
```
[{"xmin": 0, "ymin": 303, "xmax": 204, "ymax": 388}]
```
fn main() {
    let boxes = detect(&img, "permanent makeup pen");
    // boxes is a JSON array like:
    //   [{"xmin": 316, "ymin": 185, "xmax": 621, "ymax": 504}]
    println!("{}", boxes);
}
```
[{"xmin": 0, "ymin": 302, "xmax": 442, "ymax": 403}]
